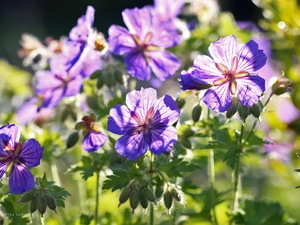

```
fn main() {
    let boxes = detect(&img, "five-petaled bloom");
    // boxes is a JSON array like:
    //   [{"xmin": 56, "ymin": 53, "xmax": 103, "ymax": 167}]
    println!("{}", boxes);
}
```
[
  {"xmin": 180, "ymin": 35, "xmax": 267, "ymax": 112},
  {"xmin": 76, "ymin": 114, "xmax": 108, "ymax": 152},
  {"xmin": 0, "ymin": 124, "xmax": 43, "ymax": 194},
  {"xmin": 107, "ymin": 88, "xmax": 180, "ymax": 160},
  {"xmin": 108, "ymin": 7, "xmax": 181, "ymax": 81}
]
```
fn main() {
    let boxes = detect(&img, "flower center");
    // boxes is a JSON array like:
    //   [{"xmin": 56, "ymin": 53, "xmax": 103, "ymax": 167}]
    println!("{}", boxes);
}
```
[
  {"xmin": 213, "ymin": 56, "xmax": 249, "ymax": 95},
  {"xmin": 132, "ymin": 107, "xmax": 155, "ymax": 134}
]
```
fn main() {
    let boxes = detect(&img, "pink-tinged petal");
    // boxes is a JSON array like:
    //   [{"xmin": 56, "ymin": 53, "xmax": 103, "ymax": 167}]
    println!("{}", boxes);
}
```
[
  {"xmin": 115, "ymin": 133, "xmax": 148, "ymax": 160},
  {"xmin": 125, "ymin": 51, "xmax": 151, "ymax": 80},
  {"xmin": 36, "ymin": 71, "xmax": 62, "ymax": 95},
  {"xmin": 122, "ymin": 7, "xmax": 152, "ymax": 39},
  {"xmin": 50, "ymin": 54, "xmax": 70, "ymax": 75},
  {"xmin": 40, "ymin": 88, "xmax": 64, "ymax": 109},
  {"xmin": 236, "ymin": 75, "xmax": 265, "ymax": 107},
  {"xmin": 9, "ymin": 164, "xmax": 35, "ymax": 194},
  {"xmin": 65, "ymin": 77, "xmax": 83, "ymax": 97},
  {"xmin": 108, "ymin": 25, "xmax": 136, "ymax": 55},
  {"xmin": 16, "ymin": 98, "xmax": 38, "ymax": 125},
  {"xmin": 237, "ymin": 40, "xmax": 267, "ymax": 73},
  {"xmin": 107, "ymin": 105, "xmax": 138, "ymax": 135},
  {"xmin": 147, "ymin": 50, "xmax": 181, "ymax": 81},
  {"xmin": 82, "ymin": 132, "xmax": 108, "ymax": 152},
  {"xmin": 191, "ymin": 55, "xmax": 223, "ymax": 84},
  {"xmin": 203, "ymin": 82, "xmax": 233, "ymax": 112},
  {"xmin": 81, "ymin": 50, "xmax": 102, "ymax": 78},
  {"xmin": 126, "ymin": 88, "xmax": 157, "ymax": 120},
  {"xmin": 208, "ymin": 35, "xmax": 238, "ymax": 69},
  {"xmin": 18, "ymin": 139, "xmax": 43, "ymax": 167},
  {"xmin": 149, "ymin": 25, "xmax": 182, "ymax": 48},
  {"xmin": 154, "ymin": 0, "xmax": 184, "ymax": 21},
  {"xmin": 276, "ymin": 99, "xmax": 300, "ymax": 124},
  {"xmin": 152, "ymin": 95, "xmax": 180, "ymax": 126},
  {"xmin": 0, "ymin": 161, "xmax": 10, "ymax": 179},
  {"xmin": 149, "ymin": 126, "xmax": 177, "ymax": 155},
  {"xmin": 69, "ymin": 6, "xmax": 94, "ymax": 42},
  {"xmin": 0, "ymin": 124, "xmax": 20, "ymax": 149}
]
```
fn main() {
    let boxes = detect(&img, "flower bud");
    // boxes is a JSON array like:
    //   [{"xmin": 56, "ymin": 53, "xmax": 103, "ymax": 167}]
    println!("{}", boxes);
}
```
[
  {"xmin": 66, "ymin": 132, "xmax": 79, "ymax": 149},
  {"xmin": 30, "ymin": 198, "xmax": 37, "ymax": 215},
  {"xmin": 37, "ymin": 195, "xmax": 47, "ymax": 216},
  {"xmin": 118, "ymin": 187, "xmax": 132, "ymax": 207},
  {"xmin": 130, "ymin": 189, "xmax": 139, "ymax": 213},
  {"xmin": 163, "ymin": 191, "xmax": 173, "ymax": 210},
  {"xmin": 250, "ymin": 102, "xmax": 262, "ymax": 118},
  {"xmin": 139, "ymin": 193, "xmax": 149, "ymax": 209},
  {"xmin": 144, "ymin": 188, "xmax": 156, "ymax": 203},
  {"xmin": 45, "ymin": 194, "xmax": 57, "ymax": 212},
  {"xmin": 171, "ymin": 189, "xmax": 182, "ymax": 202},
  {"xmin": 192, "ymin": 104, "xmax": 202, "ymax": 123},
  {"xmin": 155, "ymin": 185, "xmax": 164, "ymax": 199},
  {"xmin": 226, "ymin": 100, "xmax": 238, "ymax": 119},
  {"xmin": 176, "ymin": 98, "xmax": 186, "ymax": 109},
  {"xmin": 97, "ymin": 76, "xmax": 104, "ymax": 89},
  {"xmin": 272, "ymin": 76, "xmax": 294, "ymax": 95},
  {"xmin": 75, "ymin": 122, "xmax": 85, "ymax": 130},
  {"xmin": 18, "ymin": 191, "xmax": 35, "ymax": 203},
  {"xmin": 238, "ymin": 104, "xmax": 250, "ymax": 122}
]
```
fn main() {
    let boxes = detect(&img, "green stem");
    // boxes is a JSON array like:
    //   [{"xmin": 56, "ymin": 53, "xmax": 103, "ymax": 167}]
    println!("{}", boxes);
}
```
[
  {"xmin": 149, "ymin": 153, "xmax": 154, "ymax": 225},
  {"xmin": 94, "ymin": 171, "xmax": 100, "ymax": 225},
  {"xmin": 39, "ymin": 214, "xmax": 45, "ymax": 225},
  {"xmin": 231, "ymin": 123, "xmax": 244, "ymax": 217},
  {"xmin": 171, "ymin": 208, "xmax": 177, "ymax": 225},
  {"xmin": 209, "ymin": 149, "xmax": 218, "ymax": 225}
]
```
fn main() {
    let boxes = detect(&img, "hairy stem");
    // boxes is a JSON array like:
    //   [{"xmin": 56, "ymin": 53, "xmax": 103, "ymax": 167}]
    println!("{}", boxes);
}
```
[
  {"xmin": 94, "ymin": 171, "xmax": 101, "ymax": 225},
  {"xmin": 149, "ymin": 153, "xmax": 154, "ymax": 225},
  {"xmin": 39, "ymin": 214, "xmax": 45, "ymax": 225}
]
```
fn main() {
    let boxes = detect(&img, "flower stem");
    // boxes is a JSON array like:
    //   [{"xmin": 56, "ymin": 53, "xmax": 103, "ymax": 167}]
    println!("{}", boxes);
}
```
[
  {"xmin": 149, "ymin": 152, "xmax": 154, "ymax": 225},
  {"xmin": 39, "ymin": 214, "xmax": 45, "ymax": 225},
  {"xmin": 94, "ymin": 171, "xmax": 101, "ymax": 225},
  {"xmin": 209, "ymin": 149, "xmax": 218, "ymax": 225},
  {"xmin": 231, "ymin": 123, "xmax": 244, "ymax": 215}
]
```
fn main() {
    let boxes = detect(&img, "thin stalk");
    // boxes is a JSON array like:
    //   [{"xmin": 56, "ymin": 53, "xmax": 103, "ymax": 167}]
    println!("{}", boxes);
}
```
[
  {"xmin": 171, "ymin": 209, "xmax": 177, "ymax": 225},
  {"xmin": 231, "ymin": 123, "xmax": 244, "ymax": 214},
  {"xmin": 149, "ymin": 153, "xmax": 154, "ymax": 225},
  {"xmin": 39, "ymin": 215, "xmax": 45, "ymax": 225},
  {"xmin": 94, "ymin": 171, "xmax": 100, "ymax": 225}
]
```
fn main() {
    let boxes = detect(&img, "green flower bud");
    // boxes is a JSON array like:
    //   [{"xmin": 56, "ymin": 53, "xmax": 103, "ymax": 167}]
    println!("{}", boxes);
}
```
[
  {"xmin": 144, "ymin": 188, "xmax": 156, "ymax": 203},
  {"xmin": 37, "ymin": 195, "xmax": 47, "ymax": 216},
  {"xmin": 105, "ymin": 72, "xmax": 116, "ymax": 88},
  {"xmin": 226, "ymin": 100, "xmax": 239, "ymax": 119},
  {"xmin": 238, "ymin": 104, "xmax": 250, "ymax": 122},
  {"xmin": 18, "ymin": 191, "xmax": 35, "ymax": 203},
  {"xmin": 75, "ymin": 122, "xmax": 86, "ymax": 131},
  {"xmin": 250, "ymin": 102, "xmax": 262, "ymax": 118},
  {"xmin": 45, "ymin": 194, "xmax": 57, "ymax": 212},
  {"xmin": 30, "ymin": 198, "xmax": 37, "ymax": 215},
  {"xmin": 130, "ymin": 189, "xmax": 139, "ymax": 213},
  {"xmin": 163, "ymin": 191, "xmax": 173, "ymax": 210},
  {"xmin": 97, "ymin": 76, "xmax": 104, "ymax": 89},
  {"xmin": 90, "ymin": 113, "xmax": 96, "ymax": 122},
  {"xmin": 90, "ymin": 70, "xmax": 102, "ymax": 79},
  {"xmin": 118, "ymin": 187, "xmax": 132, "ymax": 207},
  {"xmin": 171, "ymin": 189, "xmax": 181, "ymax": 202},
  {"xmin": 115, "ymin": 70, "xmax": 123, "ymax": 84},
  {"xmin": 192, "ymin": 105, "xmax": 202, "ymax": 123},
  {"xmin": 66, "ymin": 132, "xmax": 79, "ymax": 149},
  {"xmin": 139, "ymin": 193, "xmax": 149, "ymax": 209},
  {"xmin": 176, "ymin": 98, "xmax": 186, "ymax": 109},
  {"xmin": 272, "ymin": 76, "xmax": 294, "ymax": 95},
  {"xmin": 155, "ymin": 185, "xmax": 164, "ymax": 199},
  {"xmin": 181, "ymin": 138, "xmax": 192, "ymax": 149}
]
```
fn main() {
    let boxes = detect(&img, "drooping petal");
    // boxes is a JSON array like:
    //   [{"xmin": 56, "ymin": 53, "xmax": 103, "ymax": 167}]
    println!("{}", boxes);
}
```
[
  {"xmin": 82, "ymin": 131, "xmax": 108, "ymax": 152},
  {"xmin": 108, "ymin": 25, "xmax": 136, "ymax": 55},
  {"xmin": 125, "ymin": 51, "xmax": 151, "ymax": 80},
  {"xmin": 152, "ymin": 95, "xmax": 180, "ymax": 126},
  {"xmin": 154, "ymin": 0, "xmax": 185, "ymax": 21},
  {"xmin": 107, "ymin": 105, "xmax": 138, "ymax": 135},
  {"xmin": 203, "ymin": 82, "xmax": 233, "ymax": 112},
  {"xmin": 69, "ymin": 6, "xmax": 94, "ymax": 42},
  {"xmin": 237, "ymin": 40, "xmax": 267, "ymax": 73},
  {"xmin": 122, "ymin": 7, "xmax": 152, "ymax": 40},
  {"xmin": 236, "ymin": 75, "xmax": 265, "ymax": 107},
  {"xmin": 208, "ymin": 35, "xmax": 238, "ymax": 69},
  {"xmin": 191, "ymin": 55, "xmax": 223, "ymax": 84},
  {"xmin": 16, "ymin": 98, "xmax": 39, "ymax": 125},
  {"xmin": 0, "ymin": 124, "xmax": 20, "ymax": 150},
  {"xmin": 115, "ymin": 133, "xmax": 148, "ymax": 160},
  {"xmin": 149, "ymin": 126, "xmax": 177, "ymax": 155},
  {"xmin": 18, "ymin": 139, "xmax": 43, "ymax": 167},
  {"xmin": 147, "ymin": 50, "xmax": 181, "ymax": 81},
  {"xmin": 126, "ymin": 88, "xmax": 157, "ymax": 120},
  {"xmin": 0, "ymin": 161, "xmax": 10, "ymax": 179},
  {"xmin": 9, "ymin": 164, "xmax": 35, "ymax": 194}
]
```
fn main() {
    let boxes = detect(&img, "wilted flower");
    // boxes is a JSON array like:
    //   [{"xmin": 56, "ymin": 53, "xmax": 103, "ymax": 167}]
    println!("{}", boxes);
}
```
[
  {"xmin": 271, "ymin": 76, "xmax": 294, "ymax": 95},
  {"xmin": 75, "ymin": 114, "xmax": 108, "ymax": 152},
  {"xmin": 180, "ymin": 35, "xmax": 267, "ymax": 112},
  {"xmin": 0, "ymin": 124, "xmax": 43, "ymax": 194},
  {"xmin": 107, "ymin": 88, "xmax": 180, "ymax": 160},
  {"xmin": 108, "ymin": 7, "xmax": 181, "ymax": 81}
]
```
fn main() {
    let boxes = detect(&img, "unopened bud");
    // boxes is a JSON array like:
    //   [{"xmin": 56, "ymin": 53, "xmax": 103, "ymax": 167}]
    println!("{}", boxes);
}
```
[
  {"xmin": 163, "ymin": 191, "xmax": 173, "ymax": 210},
  {"xmin": 118, "ymin": 187, "xmax": 132, "ymax": 207},
  {"xmin": 66, "ymin": 132, "xmax": 79, "ymax": 149},
  {"xmin": 155, "ymin": 185, "xmax": 164, "ymax": 199},
  {"xmin": 226, "ymin": 100, "xmax": 238, "ymax": 119},
  {"xmin": 272, "ymin": 76, "xmax": 294, "ymax": 95},
  {"xmin": 139, "ymin": 193, "xmax": 149, "ymax": 209},
  {"xmin": 171, "ymin": 189, "xmax": 182, "ymax": 202},
  {"xmin": 45, "ymin": 194, "xmax": 57, "ymax": 212},
  {"xmin": 30, "ymin": 198, "xmax": 37, "ymax": 215},
  {"xmin": 250, "ymin": 102, "xmax": 262, "ymax": 118},
  {"xmin": 176, "ymin": 98, "xmax": 186, "ymax": 109},
  {"xmin": 18, "ymin": 191, "xmax": 35, "ymax": 203},
  {"xmin": 75, "ymin": 122, "xmax": 85, "ymax": 130},
  {"xmin": 192, "ymin": 105, "xmax": 202, "ymax": 123},
  {"xmin": 144, "ymin": 188, "xmax": 156, "ymax": 203},
  {"xmin": 130, "ymin": 189, "xmax": 139, "ymax": 213},
  {"xmin": 37, "ymin": 195, "xmax": 47, "ymax": 216},
  {"xmin": 238, "ymin": 104, "xmax": 250, "ymax": 122}
]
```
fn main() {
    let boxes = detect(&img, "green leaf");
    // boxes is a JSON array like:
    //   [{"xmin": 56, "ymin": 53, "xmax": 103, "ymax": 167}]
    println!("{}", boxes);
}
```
[
  {"xmin": 102, "ymin": 170, "xmax": 132, "ymax": 192},
  {"xmin": 223, "ymin": 148, "xmax": 242, "ymax": 169},
  {"xmin": 79, "ymin": 214, "xmax": 93, "ymax": 225}
]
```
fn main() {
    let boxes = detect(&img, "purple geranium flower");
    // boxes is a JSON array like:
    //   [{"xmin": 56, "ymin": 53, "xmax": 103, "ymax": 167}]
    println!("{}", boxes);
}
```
[
  {"xmin": 152, "ymin": 0, "xmax": 185, "ymax": 23},
  {"xmin": 107, "ymin": 88, "xmax": 180, "ymax": 160},
  {"xmin": 108, "ymin": 7, "xmax": 181, "ymax": 81},
  {"xmin": 180, "ymin": 35, "xmax": 267, "ymax": 112},
  {"xmin": 36, "ymin": 54, "xmax": 83, "ymax": 109},
  {"xmin": 0, "ymin": 124, "xmax": 43, "ymax": 194},
  {"xmin": 78, "ymin": 114, "xmax": 108, "ymax": 152}
]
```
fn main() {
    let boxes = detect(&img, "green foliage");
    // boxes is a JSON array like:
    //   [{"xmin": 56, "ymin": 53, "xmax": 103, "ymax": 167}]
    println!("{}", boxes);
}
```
[
  {"xmin": 223, "ymin": 148, "xmax": 242, "ymax": 169},
  {"xmin": 79, "ymin": 214, "xmax": 93, "ymax": 225}
]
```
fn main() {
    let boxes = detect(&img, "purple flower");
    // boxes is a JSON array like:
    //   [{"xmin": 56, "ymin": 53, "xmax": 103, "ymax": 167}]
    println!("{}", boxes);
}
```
[
  {"xmin": 263, "ymin": 137, "xmax": 293, "ymax": 163},
  {"xmin": 36, "ymin": 54, "xmax": 83, "ymax": 109},
  {"xmin": 0, "ymin": 124, "xmax": 43, "ymax": 194},
  {"xmin": 108, "ymin": 7, "xmax": 181, "ymax": 81},
  {"xmin": 152, "ymin": 0, "xmax": 185, "ymax": 22},
  {"xmin": 107, "ymin": 88, "xmax": 180, "ymax": 160},
  {"xmin": 79, "ymin": 115, "xmax": 108, "ymax": 152},
  {"xmin": 181, "ymin": 35, "xmax": 267, "ymax": 112}
]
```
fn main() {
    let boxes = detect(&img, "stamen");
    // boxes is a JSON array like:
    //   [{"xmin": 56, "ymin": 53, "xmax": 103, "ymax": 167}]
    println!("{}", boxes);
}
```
[
  {"xmin": 230, "ymin": 81, "xmax": 237, "ymax": 95},
  {"xmin": 144, "ymin": 32, "xmax": 153, "ymax": 44},
  {"xmin": 234, "ymin": 72, "xmax": 249, "ymax": 78},
  {"xmin": 132, "ymin": 35, "xmax": 142, "ymax": 47},
  {"xmin": 213, "ymin": 78, "xmax": 228, "ymax": 86},
  {"xmin": 231, "ymin": 56, "xmax": 238, "ymax": 72},
  {"xmin": 215, "ymin": 63, "xmax": 229, "ymax": 74}
]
